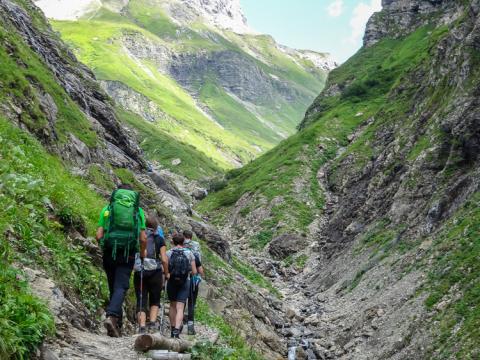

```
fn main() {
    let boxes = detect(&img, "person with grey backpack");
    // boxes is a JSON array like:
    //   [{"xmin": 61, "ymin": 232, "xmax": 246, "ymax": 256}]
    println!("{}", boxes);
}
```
[
  {"xmin": 167, "ymin": 233, "xmax": 197, "ymax": 338},
  {"xmin": 133, "ymin": 216, "xmax": 169, "ymax": 334}
]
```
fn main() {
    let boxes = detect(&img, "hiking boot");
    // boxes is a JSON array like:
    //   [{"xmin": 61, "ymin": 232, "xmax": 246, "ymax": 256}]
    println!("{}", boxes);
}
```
[
  {"xmin": 138, "ymin": 326, "xmax": 147, "ymax": 335},
  {"xmin": 147, "ymin": 321, "xmax": 160, "ymax": 333},
  {"xmin": 172, "ymin": 328, "xmax": 180, "ymax": 339},
  {"xmin": 187, "ymin": 321, "xmax": 195, "ymax": 335},
  {"xmin": 104, "ymin": 316, "xmax": 120, "ymax": 338},
  {"xmin": 170, "ymin": 326, "xmax": 175, "ymax": 338}
]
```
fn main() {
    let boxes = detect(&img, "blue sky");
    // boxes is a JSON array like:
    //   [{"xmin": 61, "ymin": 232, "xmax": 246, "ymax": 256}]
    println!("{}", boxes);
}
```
[{"xmin": 241, "ymin": 0, "xmax": 382, "ymax": 63}]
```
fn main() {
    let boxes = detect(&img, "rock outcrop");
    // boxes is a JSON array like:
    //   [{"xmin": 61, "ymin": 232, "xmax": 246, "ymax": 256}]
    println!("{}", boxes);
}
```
[
  {"xmin": 364, "ymin": 0, "xmax": 461, "ymax": 46},
  {"xmin": 0, "ymin": 0, "xmax": 144, "ymax": 168},
  {"xmin": 171, "ymin": 0, "xmax": 251, "ymax": 34}
]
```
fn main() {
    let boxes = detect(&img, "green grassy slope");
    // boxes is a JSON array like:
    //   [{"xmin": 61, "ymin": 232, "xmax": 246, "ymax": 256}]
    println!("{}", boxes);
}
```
[
  {"xmin": 0, "ymin": 117, "xmax": 107, "ymax": 358},
  {"xmin": 116, "ymin": 108, "xmax": 222, "ymax": 180},
  {"xmin": 197, "ymin": 25, "xmax": 438, "ymax": 240},
  {"xmin": 53, "ymin": 18, "xmax": 257, "ymax": 169},
  {"xmin": 48, "ymin": 0, "xmax": 328, "ymax": 173}
]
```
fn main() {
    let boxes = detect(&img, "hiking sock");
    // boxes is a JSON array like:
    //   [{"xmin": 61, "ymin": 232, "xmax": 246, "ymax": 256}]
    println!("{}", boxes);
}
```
[{"xmin": 187, "ymin": 321, "xmax": 195, "ymax": 335}]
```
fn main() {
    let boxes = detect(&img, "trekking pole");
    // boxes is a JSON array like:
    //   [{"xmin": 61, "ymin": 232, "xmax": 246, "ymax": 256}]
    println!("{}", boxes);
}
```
[
  {"xmin": 138, "ymin": 264, "xmax": 144, "ymax": 333},
  {"xmin": 160, "ymin": 280, "xmax": 167, "ymax": 335},
  {"xmin": 190, "ymin": 278, "xmax": 195, "ymax": 333}
]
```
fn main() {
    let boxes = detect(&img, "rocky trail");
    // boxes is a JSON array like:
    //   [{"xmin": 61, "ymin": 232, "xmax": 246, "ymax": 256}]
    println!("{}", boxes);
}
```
[{"xmin": 31, "ymin": 261, "xmax": 220, "ymax": 360}]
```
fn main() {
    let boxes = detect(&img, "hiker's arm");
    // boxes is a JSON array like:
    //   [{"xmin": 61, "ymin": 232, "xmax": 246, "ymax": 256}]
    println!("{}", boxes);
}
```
[
  {"xmin": 95, "ymin": 227, "xmax": 104, "ymax": 243},
  {"xmin": 191, "ymin": 259, "xmax": 197, "ymax": 276},
  {"xmin": 160, "ymin": 246, "xmax": 169, "ymax": 278},
  {"xmin": 198, "ymin": 265, "xmax": 205, "ymax": 278},
  {"xmin": 139, "ymin": 230, "xmax": 147, "ymax": 258}
]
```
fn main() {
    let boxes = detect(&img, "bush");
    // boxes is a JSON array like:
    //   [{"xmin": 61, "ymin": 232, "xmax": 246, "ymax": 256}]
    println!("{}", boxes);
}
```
[
  {"xmin": 208, "ymin": 178, "xmax": 228, "ymax": 193},
  {"xmin": 0, "ymin": 265, "xmax": 55, "ymax": 360},
  {"xmin": 342, "ymin": 82, "xmax": 368, "ymax": 99}
]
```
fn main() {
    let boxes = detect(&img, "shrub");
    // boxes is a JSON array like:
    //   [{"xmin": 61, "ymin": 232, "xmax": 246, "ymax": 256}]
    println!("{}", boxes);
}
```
[{"xmin": 0, "ymin": 265, "xmax": 55, "ymax": 360}]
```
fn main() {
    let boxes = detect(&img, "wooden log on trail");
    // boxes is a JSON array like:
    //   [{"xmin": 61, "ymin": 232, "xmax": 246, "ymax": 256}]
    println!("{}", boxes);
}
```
[
  {"xmin": 147, "ymin": 350, "xmax": 192, "ymax": 360},
  {"xmin": 134, "ymin": 334, "xmax": 192, "ymax": 353}
]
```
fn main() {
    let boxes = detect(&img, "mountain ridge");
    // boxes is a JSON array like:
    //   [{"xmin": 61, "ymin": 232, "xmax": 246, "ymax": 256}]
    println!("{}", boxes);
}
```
[{"xmin": 36, "ymin": 0, "xmax": 335, "ymax": 177}]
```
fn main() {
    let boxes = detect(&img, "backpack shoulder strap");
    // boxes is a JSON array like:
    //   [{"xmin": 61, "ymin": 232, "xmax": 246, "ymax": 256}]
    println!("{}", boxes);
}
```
[{"xmin": 109, "ymin": 189, "xmax": 118, "ymax": 203}]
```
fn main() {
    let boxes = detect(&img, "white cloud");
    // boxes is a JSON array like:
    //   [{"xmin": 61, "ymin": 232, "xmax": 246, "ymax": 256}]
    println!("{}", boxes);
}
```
[
  {"xmin": 35, "ymin": 0, "xmax": 101, "ymax": 20},
  {"xmin": 327, "ymin": 0, "xmax": 344, "ymax": 17},
  {"xmin": 347, "ymin": 0, "xmax": 382, "ymax": 44}
]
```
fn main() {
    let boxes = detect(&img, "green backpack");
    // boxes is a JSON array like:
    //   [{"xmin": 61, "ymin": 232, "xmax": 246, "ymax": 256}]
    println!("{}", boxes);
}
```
[{"xmin": 103, "ymin": 188, "xmax": 140, "ymax": 260}]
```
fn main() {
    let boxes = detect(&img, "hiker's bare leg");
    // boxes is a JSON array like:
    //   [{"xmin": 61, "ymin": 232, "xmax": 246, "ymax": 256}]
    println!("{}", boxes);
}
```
[
  {"xmin": 138, "ymin": 311, "xmax": 147, "ymax": 327},
  {"xmin": 175, "ymin": 302, "xmax": 185, "ymax": 328},
  {"xmin": 149, "ymin": 305, "xmax": 159, "ymax": 322},
  {"xmin": 169, "ymin": 302, "xmax": 177, "ymax": 327}
]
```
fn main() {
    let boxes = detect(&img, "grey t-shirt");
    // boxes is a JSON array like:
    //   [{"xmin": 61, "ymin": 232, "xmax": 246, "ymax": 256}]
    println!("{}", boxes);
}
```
[{"xmin": 167, "ymin": 247, "xmax": 195, "ymax": 262}]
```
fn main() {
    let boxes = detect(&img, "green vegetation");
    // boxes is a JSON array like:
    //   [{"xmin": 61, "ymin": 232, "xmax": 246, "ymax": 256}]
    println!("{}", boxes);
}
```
[
  {"xmin": 199, "ymin": 80, "xmax": 279, "ymax": 148},
  {"xmin": 114, "ymin": 167, "xmax": 157, "ymax": 199},
  {"xmin": 194, "ymin": 299, "xmax": 263, "ymax": 360},
  {"xmin": 0, "ymin": 118, "xmax": 107, "ymax": 305},
  {"xmin": 53, "ymin": 18, "xmax": 257, "ymax": 169},
  {"xmin": 231, "ymin": 257, "xmax": 281, "ymax": 298},
  {"xmin": 0, "ymin": 21, "xmax": 97, "ymax": 147},
  {"xmin": 49, "ymin": 0, "xmax": 327, "ymax": 174},
  {"xmin": 87, "ymin": 163, "xmax": 115, "ymax": 190},
  {"xmin": 295, "ymin": 254, "xmax": 308, "ymax": 268},
  {"xmin": 249, "ymin": 230, "xmax": 274, "ymax": 250},
  {"xmin": 425, "ymin": 191, "xmax": 480, "ymax": 358},
  {"xmin": 116, "ymin": 108, "xmax": 222, "ymax": 180},
  {"xmin": 0, "ymin": 265, "xmax": 55, "ymax": 360},
  {"xmin": 197, "ymin": 25, "xmax": 449, "ymax": 241},
  {"xmin": 0, "ymin": 118, "xmax": 109, "ymax": 355}
]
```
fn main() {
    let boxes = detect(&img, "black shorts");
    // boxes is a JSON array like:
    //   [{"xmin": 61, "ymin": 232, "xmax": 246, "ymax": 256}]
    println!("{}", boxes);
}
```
[
  {"xmin": 167, "ymin": 279, "xmax": 190, "ymax": 303},
  {"xmin": 134, "ymin": 269, "xmax": 163, "ymax": 312}
]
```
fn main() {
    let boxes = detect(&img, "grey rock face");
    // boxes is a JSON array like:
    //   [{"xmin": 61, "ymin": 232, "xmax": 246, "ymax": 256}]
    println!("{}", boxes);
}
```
[
  {"xmin": 268, "ymin": 233, "xmax": 306, "ymax": 260},
  {"xmin": 0, "ymin": 0, "xmax": 145, "ymax": 168},
  {"xmin": 170, "ymin": 50, "xmax": 301, "ymax": 106},
  {"xmin": 188, "ymin": 218, "xmax": 231, "ymax": 260},
  {"xmin": 100, "ymin": 81, "xmax": 169, "ymax": 123},
  {"xmin": 364, "ymin": 0, "xmax": 462, "ymax": 46},
  {"xmin": 148, "ymin": 170, "xmax": 182, "ymax": 199}
]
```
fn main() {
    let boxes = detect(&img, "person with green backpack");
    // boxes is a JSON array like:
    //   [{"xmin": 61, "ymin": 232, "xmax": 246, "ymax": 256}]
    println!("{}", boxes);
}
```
[{"xmin": 96, "ymin": 184, "xmax": 147, "ymax": 338}]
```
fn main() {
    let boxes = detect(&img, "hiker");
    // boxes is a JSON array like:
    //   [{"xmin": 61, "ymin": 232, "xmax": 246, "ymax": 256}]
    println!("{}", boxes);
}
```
[
  {"xmin": 133, "ymin": 215, "xmax": 169, "ymax": 334},
  {"xmin": 96, "ymin": 184, "xmax": 147, "ymax": 337},
  {"xmin": 183, "ymin": 230, "xmax": 205, "ymax": 335},
  {"xmin": 167, "ymin": 233, "xmax": 197, "ymax": 338}
]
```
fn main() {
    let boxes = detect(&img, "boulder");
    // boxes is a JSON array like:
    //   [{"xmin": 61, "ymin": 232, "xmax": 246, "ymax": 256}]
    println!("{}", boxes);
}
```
[
  {"xmin": 268, "ymin": 233, "xmax": 306, "ymax": 260},
  {"xmin": 188, "ymin": 219, "xmax": 231, "ymax": 261},
  {"xmin": 192, "ymin": 188, "xmax": 208, "ymax": 201},
  {"xmin": 148, "ymin": 171, "xmax": 182, "ymax": 198}
]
